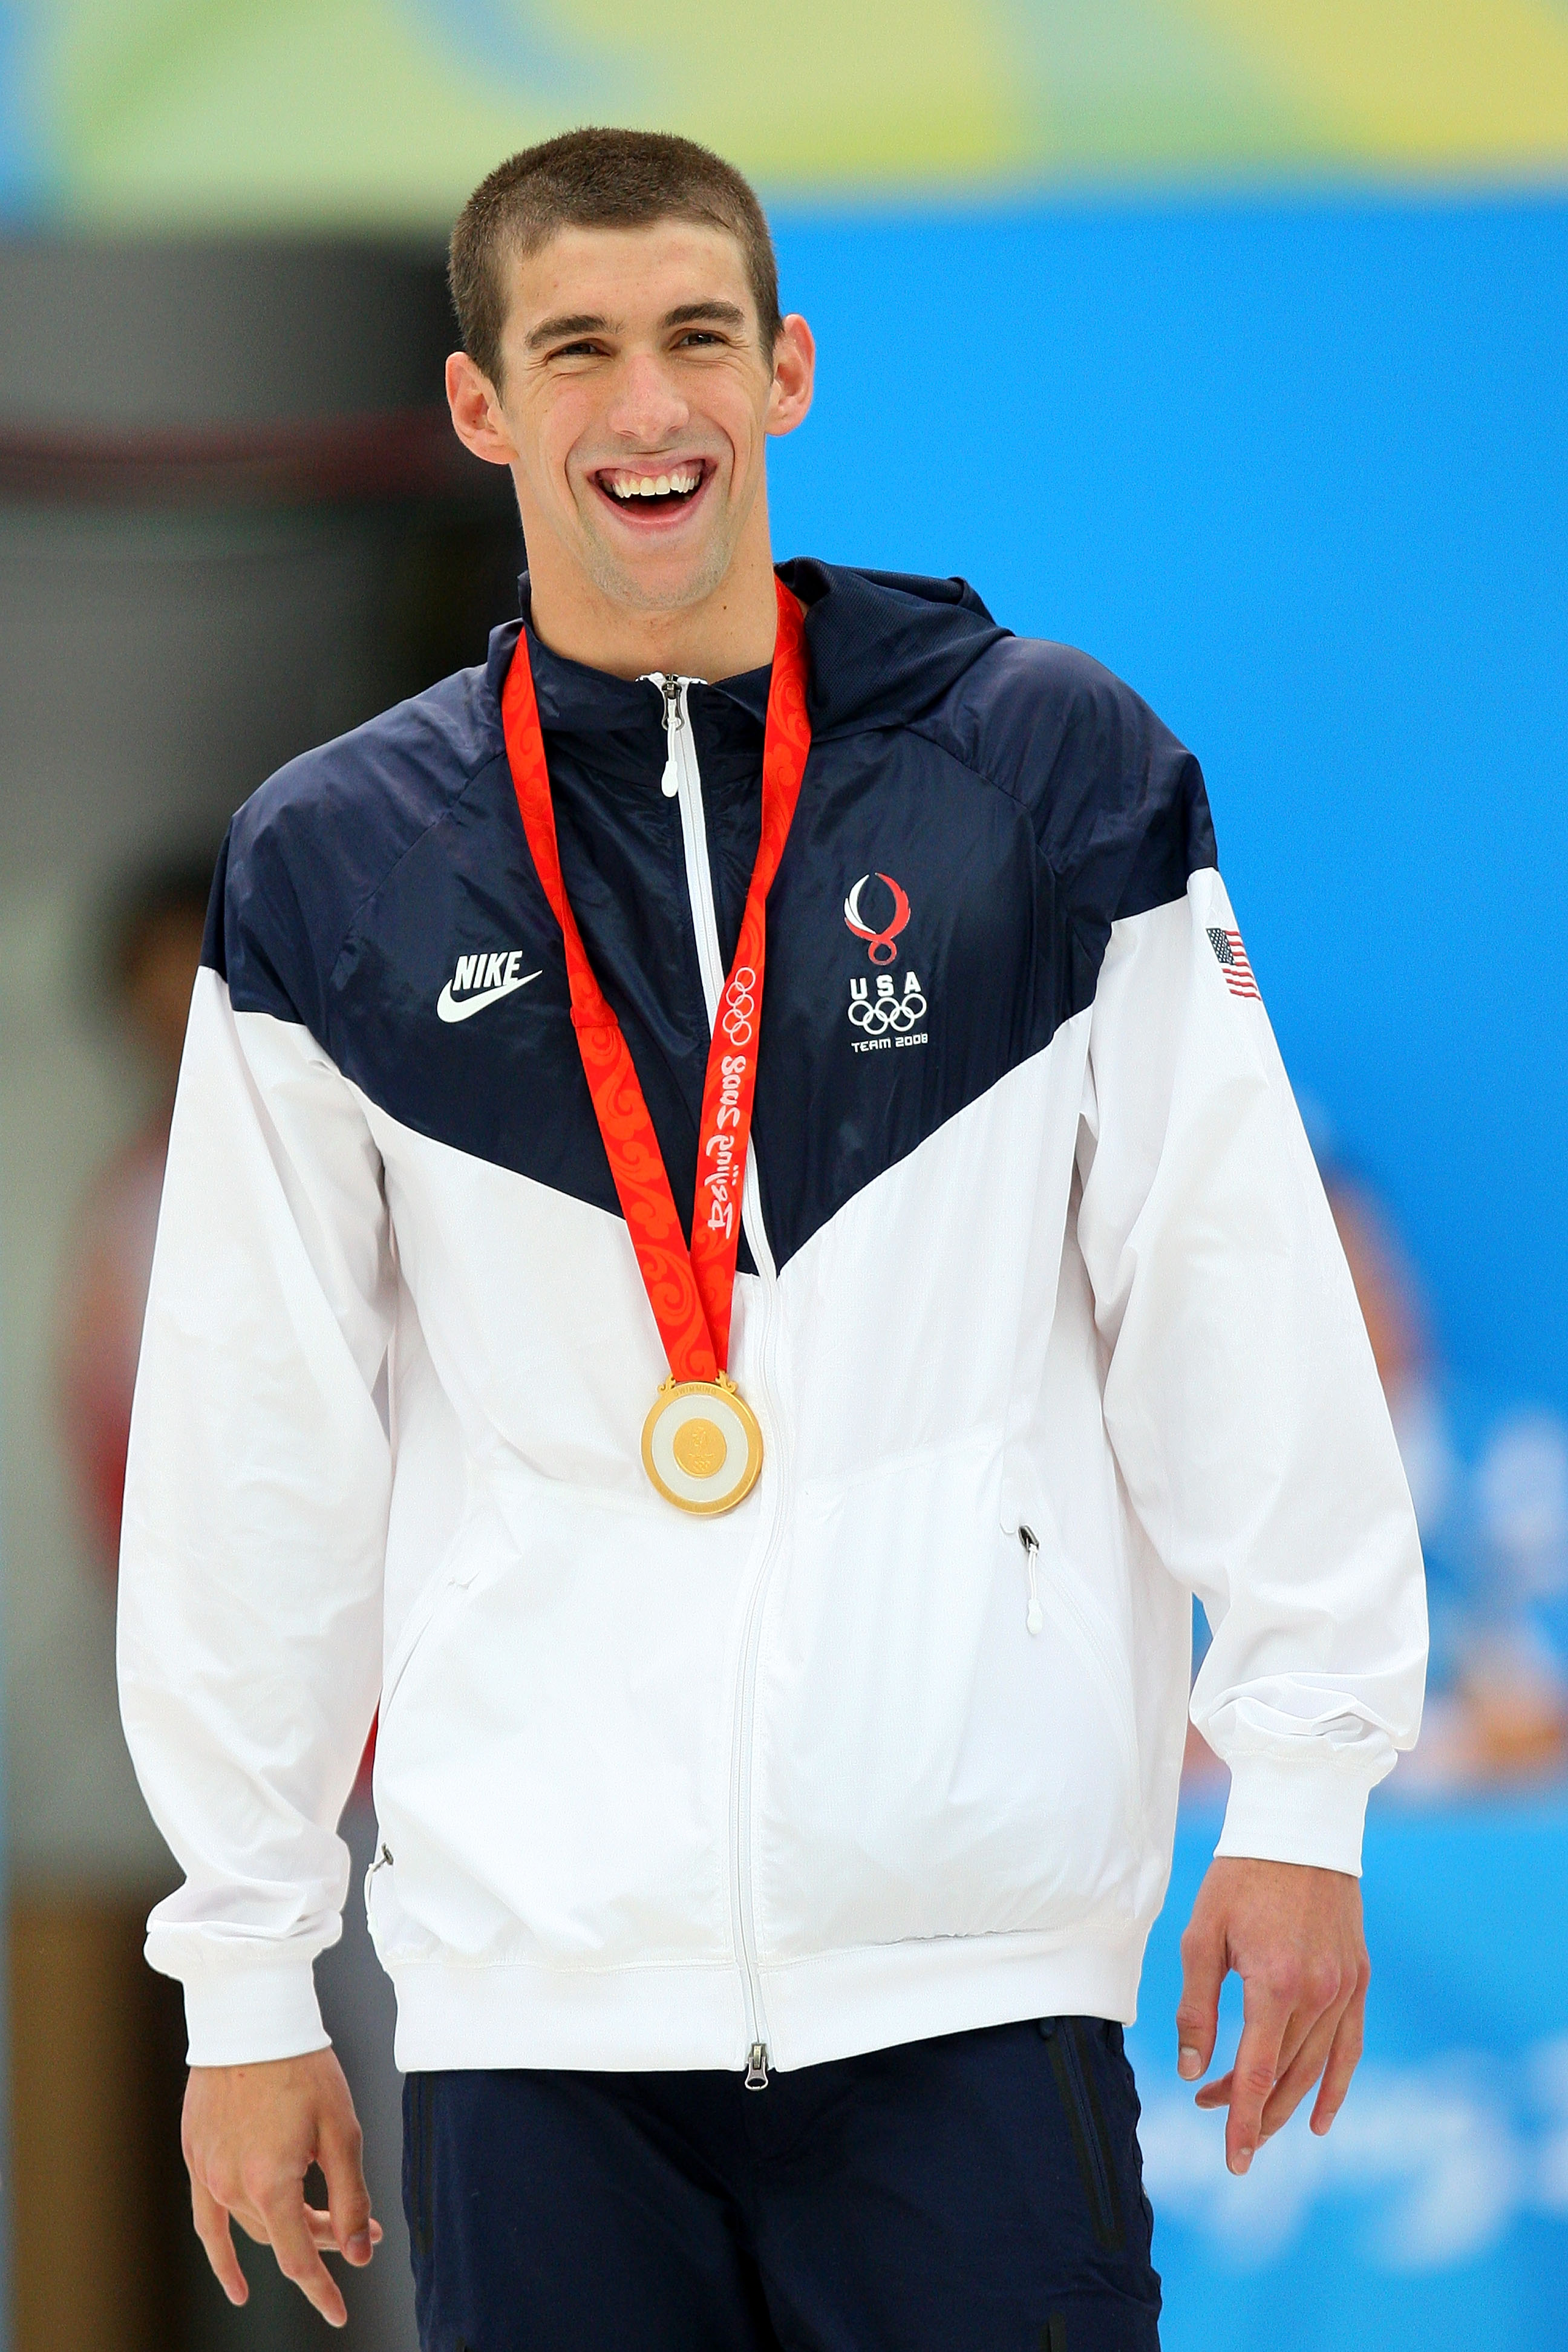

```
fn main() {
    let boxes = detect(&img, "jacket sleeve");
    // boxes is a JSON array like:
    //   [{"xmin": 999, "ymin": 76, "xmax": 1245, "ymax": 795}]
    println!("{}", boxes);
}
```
[
  {"xmin": 1073, "ymin": 867, "xmax": 1428, "ymax": 1875},
  {"xmin": 117, "ymin": 964, "xmax": 394, "ymax": 2063}
]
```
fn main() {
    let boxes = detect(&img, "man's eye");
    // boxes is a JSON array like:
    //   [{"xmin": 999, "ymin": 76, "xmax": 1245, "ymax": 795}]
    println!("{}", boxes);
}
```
[
  {"xmin": 678, "ymin": 332, "xmax": 725, "ymax": 348},
  {"xmin": 550, "ymin": 341, "xmax": 603, "ymax": 361}
]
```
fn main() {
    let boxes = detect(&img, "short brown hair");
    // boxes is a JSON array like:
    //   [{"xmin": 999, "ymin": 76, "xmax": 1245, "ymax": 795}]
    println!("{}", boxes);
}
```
[{"xmin": 449, "ymin": 128, "xmax": 783, "ymax": 391}]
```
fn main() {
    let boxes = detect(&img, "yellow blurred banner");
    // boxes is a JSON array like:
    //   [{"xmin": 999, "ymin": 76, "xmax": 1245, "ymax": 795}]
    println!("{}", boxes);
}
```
[{"xmin": 19, "ymin": 0, "xmax": 1568, "ymax": 223}]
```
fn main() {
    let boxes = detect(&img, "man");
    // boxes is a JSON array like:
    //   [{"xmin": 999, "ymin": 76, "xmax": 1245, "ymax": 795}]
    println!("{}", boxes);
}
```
[{"xmin": 120, "ymin": 129, "xmax": 1427, "ymax": 2348}]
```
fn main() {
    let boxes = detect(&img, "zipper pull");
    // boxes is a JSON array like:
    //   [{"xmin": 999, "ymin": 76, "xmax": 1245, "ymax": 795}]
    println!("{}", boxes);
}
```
[
  {"xmin": 362, "ymin": 1841, "xmax": 394, "ymax": 1932},
  {"xmin": 659, "ymin": 675, "xmax": 684, "ymax": 796},
  {"xmin": 1019, "ymin": 1526, "xmax": 1044, "ymax": 1636},
  {"xmin": 745, "ymin": 2040, "xmax": 771, "ymax": 2091}
]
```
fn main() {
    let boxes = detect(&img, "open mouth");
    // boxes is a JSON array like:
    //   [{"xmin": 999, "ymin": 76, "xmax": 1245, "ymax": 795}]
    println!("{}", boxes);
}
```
[{"xmin": 589, "ymin": 459, "xmax": 714, "ymax": 526}]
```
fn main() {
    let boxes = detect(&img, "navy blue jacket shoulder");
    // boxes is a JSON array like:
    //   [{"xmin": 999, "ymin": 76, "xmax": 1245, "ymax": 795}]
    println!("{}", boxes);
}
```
[{"xmin": 204, "ymin": 560, "xmax": 1216, "ymax": 1273}]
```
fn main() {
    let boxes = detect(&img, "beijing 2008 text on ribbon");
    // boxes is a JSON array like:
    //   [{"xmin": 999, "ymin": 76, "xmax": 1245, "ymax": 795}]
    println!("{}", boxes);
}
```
[{"xmin": 502, "ymin": 575, "xmax": 811, "ymax": 1514}]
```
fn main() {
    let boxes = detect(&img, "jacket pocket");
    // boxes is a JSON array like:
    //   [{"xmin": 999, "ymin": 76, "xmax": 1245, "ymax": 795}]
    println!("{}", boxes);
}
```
[
  {"xmin": 1013, "ymin": 1519, "xmax": 1140, "ymax": 1838},
  {"xmin": 379, "ymin": 1511, "xmax": 491, "ymax": 1727},
  {"xmin": 760, "ymin": 1443, "xmax": 1143, "ymax": 1956},
  {"xmin": 368, "ymin": 1501, "xmax": 739, "ymax": 1971},
  {"xmin": 1040, "ymin": 2017, "xmax": 1125, "ymax": 2252}
]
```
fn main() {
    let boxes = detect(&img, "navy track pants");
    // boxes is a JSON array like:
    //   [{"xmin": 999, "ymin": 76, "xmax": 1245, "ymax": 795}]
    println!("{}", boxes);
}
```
[{"xmin": 403, "ymin": 2017, "xmax": 1161, "ymax": 2350}]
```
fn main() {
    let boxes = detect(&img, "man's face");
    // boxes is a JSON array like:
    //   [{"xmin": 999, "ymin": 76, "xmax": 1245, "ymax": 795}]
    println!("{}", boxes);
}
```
[{"xmin": 485, "ymin": 221, "xmax": 795, "ymax": 615}]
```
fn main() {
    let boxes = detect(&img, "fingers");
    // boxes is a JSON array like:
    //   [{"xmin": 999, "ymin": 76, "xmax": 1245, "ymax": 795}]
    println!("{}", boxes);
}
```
[
  {"xmin": 1175, "ymin": 1911, "xmax": 1225, "ymax": 2082},
  {"xmin": 190, "ymin": 2175, "xmax": 248, "ymax": 2308},
  {"xmin": 1310, "ymin": 1963, "xmax": 1370, "ymax": 2135},
  {"xmin": 1259, "ymin": 2000, "xmax": 1346, "ymax": 2139},
  {"xmin": 302, "ymin": 2206, "xmax": 385, "ymax": 2251},
  {"xmin": 319, "ymin": 2108, "xmax": 377, "ymax": 2265},
  {"xmin": 1195, "ymin": 2004, "xmax": 1319, "ymax": 2114},
  {"xmin": 1221, "ymin": 1979, "xmax": 1293, "ymax": 2175},
  {"xmin": 1192, "ymin": 1956, "xmax": 1370, "ymax": 2156},
  {"xmin": 254, "ymin": 2178, "xmax": 349, "ymax": 2331},
  {"xmin": 1268, "ymin": 1988, "xmax": 1328, "ymax": 2092},
  {"xmin": 218, "ymin": 2192, "xmax": 383, "ymax": 2275}
]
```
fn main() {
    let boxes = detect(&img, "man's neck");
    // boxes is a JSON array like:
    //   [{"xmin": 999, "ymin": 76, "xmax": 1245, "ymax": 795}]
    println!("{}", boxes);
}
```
[{"xmin": 524, "ymin": 541, "xmax": 783, "ymax": 685}]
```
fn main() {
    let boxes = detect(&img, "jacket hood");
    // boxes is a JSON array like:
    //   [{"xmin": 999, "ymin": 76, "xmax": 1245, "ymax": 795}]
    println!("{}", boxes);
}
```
[{"xmin": 780, "ymin": 559, "xmax": 1011, "ymax": 739}]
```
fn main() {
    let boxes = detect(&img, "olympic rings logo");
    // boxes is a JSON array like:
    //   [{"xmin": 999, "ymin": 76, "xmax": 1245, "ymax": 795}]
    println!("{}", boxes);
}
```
[
  {"xmin": 848, "ymin": 979, "xmax": 928, "ymax": 1035},
  {"xmin": 722, "ymin": 967, "xmax": 757, "ymax": 1045}
]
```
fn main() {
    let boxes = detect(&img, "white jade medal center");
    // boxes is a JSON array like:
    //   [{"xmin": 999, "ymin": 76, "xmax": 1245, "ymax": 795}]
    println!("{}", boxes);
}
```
[{"xmin": 642, "ymin": 1377, "xmax": 764, "ymax": 1516}]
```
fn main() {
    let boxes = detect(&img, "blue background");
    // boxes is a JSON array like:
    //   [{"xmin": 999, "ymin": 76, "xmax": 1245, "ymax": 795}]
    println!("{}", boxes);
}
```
[
  {"xmin": 1129, "ymin": 1799, "xmax": 1568, "ymax": 2350},
  {"xmin": 768, "ymin": 205, "xmax": 1568, "ymax": 2340},
  {"xmin": 769, "ymin": 195, "xmax": 1568, "ymax": 1416}
]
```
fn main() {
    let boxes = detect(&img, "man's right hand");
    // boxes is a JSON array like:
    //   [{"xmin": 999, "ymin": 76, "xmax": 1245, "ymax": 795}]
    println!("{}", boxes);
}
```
[{"xmin": 182, "ymin": 2048, "xmax": 381, "ymax": 2329}]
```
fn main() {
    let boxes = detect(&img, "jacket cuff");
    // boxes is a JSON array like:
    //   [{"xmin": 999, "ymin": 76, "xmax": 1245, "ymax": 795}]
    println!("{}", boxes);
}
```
[
  {"xmin": 1214, "ymin": 1754, "xmax": 1371, "ymax": 1878},
  {"xmin": 166, "ymin": 1944, "xmax": 331, "ymax": 2068}
]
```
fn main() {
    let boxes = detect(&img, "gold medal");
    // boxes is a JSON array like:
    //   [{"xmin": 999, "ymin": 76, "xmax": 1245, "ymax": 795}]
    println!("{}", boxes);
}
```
[{"xmin": 641, "ymin": 1375, "xmax": 763, "ymax": 1517}]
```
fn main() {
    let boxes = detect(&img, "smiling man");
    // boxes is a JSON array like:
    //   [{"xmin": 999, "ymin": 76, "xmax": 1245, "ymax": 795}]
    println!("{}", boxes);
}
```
[{"xmin": 119, "ymin": 130, "xmax": 1426, "ymax": 2350}]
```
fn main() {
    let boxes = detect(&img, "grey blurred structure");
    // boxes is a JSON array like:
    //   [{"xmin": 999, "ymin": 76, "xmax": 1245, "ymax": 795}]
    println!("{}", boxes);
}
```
[{"xmin": 1, "ymin": 234, "xmax": 517, "ymax": 2351}]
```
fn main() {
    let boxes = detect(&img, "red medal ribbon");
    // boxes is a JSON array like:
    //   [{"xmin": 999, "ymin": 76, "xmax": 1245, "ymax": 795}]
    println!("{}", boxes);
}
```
[{"xmin": 502, "ymin": 575, "xmax": 811, "ymax": 1385}]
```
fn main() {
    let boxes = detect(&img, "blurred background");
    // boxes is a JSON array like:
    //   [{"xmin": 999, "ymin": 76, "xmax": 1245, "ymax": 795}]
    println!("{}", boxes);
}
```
[{"xmin": 1, "ymin": 4, "xmax": 1564, "ymax": 2348}]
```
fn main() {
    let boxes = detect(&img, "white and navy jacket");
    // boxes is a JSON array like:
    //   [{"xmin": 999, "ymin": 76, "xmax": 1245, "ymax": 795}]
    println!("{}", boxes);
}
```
[{"xmin": 118, "ymin": 561, "xmax": 1427, "ymax": 2076}]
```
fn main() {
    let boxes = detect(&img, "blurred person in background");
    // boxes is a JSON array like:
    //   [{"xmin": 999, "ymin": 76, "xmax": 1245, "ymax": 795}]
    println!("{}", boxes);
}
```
[
  {"xmin": 1324, "ymin": 1160, "xmax": 1568, "ymax": 1786},
  {"xmin": 56, "ymin": 850, "xmax": 419, "ymax": 2348},
  {"xmin": 117, "ymin": 127, "xmax": 1426, "ymax": 2352},
  {"xmin": 1184, "ymin": 1137, "xmax": 1568, "ymax": 1798},
  {"xmin": 57, "ymin": 855, "xmax": 214, "ymax": 1575}
]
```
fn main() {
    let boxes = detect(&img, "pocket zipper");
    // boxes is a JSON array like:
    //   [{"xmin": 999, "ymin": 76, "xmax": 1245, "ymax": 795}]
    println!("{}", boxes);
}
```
[
  {"xmin": 1042, "ymin": 2017, "xmax": 1125, "ymax": 2253},
  {"xmin": 363, "ymin": 1841, "xmax": 393, "ymax": 1934},
  {"xmin": 1019, "ymin": 1524, "xmax": 1044, "ymax": 1635}
]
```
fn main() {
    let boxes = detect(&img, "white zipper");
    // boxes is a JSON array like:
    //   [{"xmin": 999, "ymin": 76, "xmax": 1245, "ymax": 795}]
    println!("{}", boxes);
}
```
[
  {"xmin": 645, "ymin": 673, "xmax": 782, "ymax": 2085},
  {"xmin": 645, "ymin": 676, "xmax": 775, "ymax": 1288},
  {"xmin": 732, "ymin": 1293, "xmax": 791, "ymax": 2091}
]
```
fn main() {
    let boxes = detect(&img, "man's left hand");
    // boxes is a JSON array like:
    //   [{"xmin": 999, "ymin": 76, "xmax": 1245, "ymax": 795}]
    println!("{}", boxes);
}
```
[{"xmin": 1175, "ymin": 1857, "xmax": 1370, "ymax": 2175}]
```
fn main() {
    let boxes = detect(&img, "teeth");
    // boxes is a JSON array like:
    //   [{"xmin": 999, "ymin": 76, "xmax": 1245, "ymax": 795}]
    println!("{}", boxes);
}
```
[{"xmin": 607, "ymin": 469, "xmax": 699, "ymax": 500}]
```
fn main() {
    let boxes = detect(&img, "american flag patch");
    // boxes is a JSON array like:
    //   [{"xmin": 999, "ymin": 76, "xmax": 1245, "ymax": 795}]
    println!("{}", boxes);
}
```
[{"xmin": 1207, "ymin": 926, "xmax": 1260, "ymax": 1000}]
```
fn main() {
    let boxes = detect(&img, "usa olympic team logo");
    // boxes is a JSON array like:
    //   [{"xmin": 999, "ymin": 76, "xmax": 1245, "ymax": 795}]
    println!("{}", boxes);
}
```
[
  {"xmin": 842, "ymin": 872, "xmax": 929, "ymax": 1054},
  {"xmin": 843, "ymin": 873, "xmax": 910, "ymax": 964}
]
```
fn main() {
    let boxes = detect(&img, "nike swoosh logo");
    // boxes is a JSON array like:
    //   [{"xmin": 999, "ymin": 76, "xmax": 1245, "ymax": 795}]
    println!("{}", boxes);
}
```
[{"xmin": 436, "ymin": 970, "xmax": 541, "ymax": 1024}]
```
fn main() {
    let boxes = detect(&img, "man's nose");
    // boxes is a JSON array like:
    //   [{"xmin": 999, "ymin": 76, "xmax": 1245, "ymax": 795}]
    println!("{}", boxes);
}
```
[{"xmin": 604, "ymin": 351, "xmax": 690, "ymax": 447}]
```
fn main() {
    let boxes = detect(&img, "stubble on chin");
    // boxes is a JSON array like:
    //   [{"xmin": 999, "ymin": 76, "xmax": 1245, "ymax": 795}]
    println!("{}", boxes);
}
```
[{"xmin": 575, "ymin": 514, "xmax": 739, "ymax": 615}]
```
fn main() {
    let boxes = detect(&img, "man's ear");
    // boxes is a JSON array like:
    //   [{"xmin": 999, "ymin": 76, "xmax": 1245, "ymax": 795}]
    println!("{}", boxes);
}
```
[
  {"xmin": 446, "ymin": 351, "xmax": 517, "ymax": 467},
  {"xmin": 765, "ymin": 315, "xmax": 815, "ymax": 440}
]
